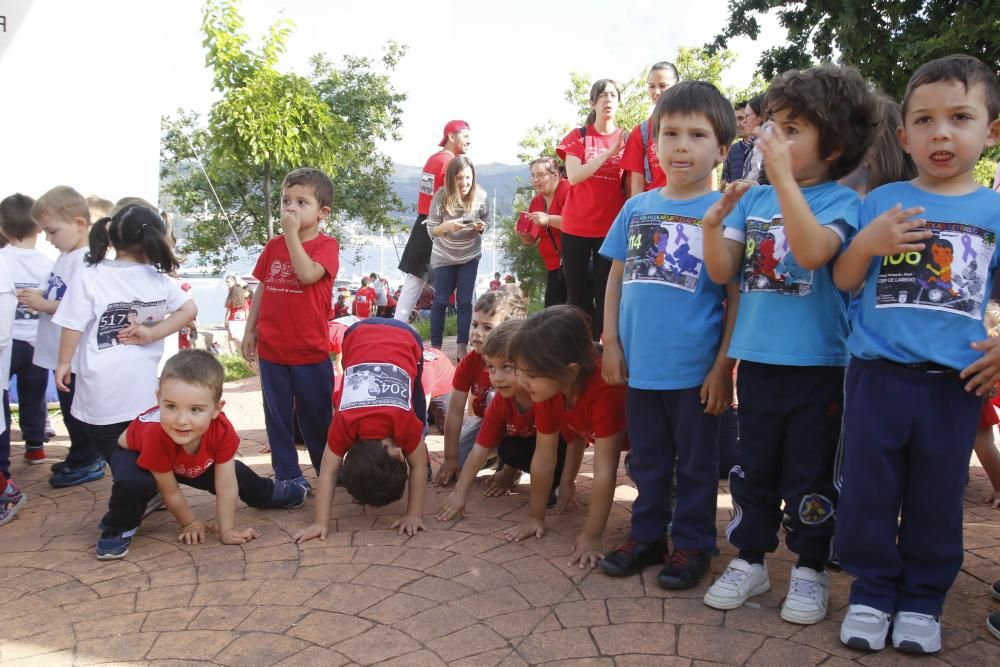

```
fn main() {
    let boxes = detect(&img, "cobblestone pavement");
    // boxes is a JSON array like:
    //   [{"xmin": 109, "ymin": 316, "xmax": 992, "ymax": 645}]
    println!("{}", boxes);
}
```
[{"xmin": 2, "ymin": 368, "xmax": 999, "ymax": 665}]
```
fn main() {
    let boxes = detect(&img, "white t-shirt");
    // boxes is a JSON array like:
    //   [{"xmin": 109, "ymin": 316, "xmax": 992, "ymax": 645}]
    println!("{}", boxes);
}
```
[
  {"xmin": 0, "ymin": 256, "xmax": 16, "ymax": 396},
  {"xmin": 33, "ymin": 247, "xmax": 88, "ymax": 371},
  {"xmin": 53, "ymin": 260, "xmax": 191, "ymax": 425},
  {"xmin": 1, "ymin": 246, "xmax": 54, "ymax": 346}
]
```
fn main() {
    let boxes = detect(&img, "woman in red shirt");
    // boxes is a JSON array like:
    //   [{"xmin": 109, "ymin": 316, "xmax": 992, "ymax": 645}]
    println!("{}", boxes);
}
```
[
  {"xmin": 518, "ymin": 157, "xmax": 570, "ymax": 307},
  {"xmin": 556, "ymin": 79, "xmax": 628, "ymax": 341}
]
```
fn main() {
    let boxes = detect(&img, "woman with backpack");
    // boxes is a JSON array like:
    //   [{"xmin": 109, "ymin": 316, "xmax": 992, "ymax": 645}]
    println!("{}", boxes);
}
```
[
  {"xmin": 622, "ymin": 62, "xmax": 680, "ymax": 194},
  {"xmin": 555, "ymin": 78, "xmax": 628, "ymax": 341}
]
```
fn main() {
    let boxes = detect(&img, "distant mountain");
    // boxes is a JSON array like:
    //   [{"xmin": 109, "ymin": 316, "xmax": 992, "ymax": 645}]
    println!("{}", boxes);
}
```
[{"xmin": 392, "ymin": 162, "xmax": 530, "ymax": 224}]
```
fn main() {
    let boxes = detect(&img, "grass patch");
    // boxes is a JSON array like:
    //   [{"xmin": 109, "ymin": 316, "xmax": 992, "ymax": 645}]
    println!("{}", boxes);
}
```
[
  {"xmin": 412, "ymin": 314, "xmax": 457, "ymax": 342},
  {"xmin": 218, "ymin": 354, "xmax": 256, "ymax": 382}
]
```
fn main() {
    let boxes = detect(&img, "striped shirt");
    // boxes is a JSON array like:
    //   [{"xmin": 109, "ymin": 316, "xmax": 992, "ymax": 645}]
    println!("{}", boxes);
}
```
[{"xmin": 426, "ymin": 187, "xmax": 491, "ymax": 268}]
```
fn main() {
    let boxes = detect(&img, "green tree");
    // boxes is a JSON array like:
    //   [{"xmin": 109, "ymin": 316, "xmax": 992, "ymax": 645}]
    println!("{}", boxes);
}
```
[
  {"xmin": 161, "ymin": 0, "xmax": 406, "ymax": 270},
  {"xmin": 709, "ymin": 1, "xmax": 1000, "ymax": 100}
]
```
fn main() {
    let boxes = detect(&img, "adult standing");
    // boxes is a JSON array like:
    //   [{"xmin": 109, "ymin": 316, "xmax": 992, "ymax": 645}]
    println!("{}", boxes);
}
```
[
  {"xmin": 556, "ymin": 79, "xmax": 628, "ymax": 340},
  {"xmin": 395, "ymin": 120, "xmax": 471, "ymax": 323},
  {"xmin": 426, "ymin": 156, "xmax": 490, "ymax": 357},
  {"xmin": 722, "ymin": 100, "xmax": 754, "ymax": 184},
  {"xmin": 369, "ymin": 272, "xmax": 388, "ymax": 315},
  {"xmin": 518, "ymin": 156, "xmax": 570, "ymax": 307},
  {"xmin": 741, "ymin": 94, "xmax": 766, "ymax": 182},
  {"xmin": 622, "ymin": 62, "xmax": 680, "ymax": 195}
]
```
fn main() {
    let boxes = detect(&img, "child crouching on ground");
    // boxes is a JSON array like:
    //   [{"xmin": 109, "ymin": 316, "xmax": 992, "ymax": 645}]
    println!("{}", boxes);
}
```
[
  {"xmin": 96, "ymin": 350, "xmax": 305, "ymax": 559},
  {"xmin": 293, "ymin": 318, "xmax": 430, "ymax": 542}
]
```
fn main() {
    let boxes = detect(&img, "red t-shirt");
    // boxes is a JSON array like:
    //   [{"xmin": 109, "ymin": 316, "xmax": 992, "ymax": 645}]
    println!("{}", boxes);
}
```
[
  {"xmin": 252, "ymin": 234, "xmax": 340, "ymax": 365},
  {"xmin": 328, "ymin": 323, "xmax": 424, "ymax": 456},
  {"xmin": 421, "ymin": 347, "xmax": 455, "ymax": 398},
  {"xmin": 476, "ymin": 394, "xmax": 538, "ymax": 448},
  {"xmin": 621, "ymin": 117, "xmax": 666, "ymax": 191},
  {"xmin": 417, "ymin": 150, "xmax": 455, "ymax": 216},
  {"xmin": 127, "ymin": 407, "xmax": 239, "ymax": 479},
  {"xmin": 227, "ymin": 303, "xmax": 249, "ymax": 323},
  {"xmin": 528, "ymin": 178, "xmax": 571, "ymax": 271},
  {"xmin": 352, "ymin": 286, "xmax": 377, "ymax": 318},
  {"xmin": 556, "ymin": 126, "xmax": 627, "ymax": 238},
  {"xmin": 452, "ymin": 350, "xmax": 492, "ymax": 418},
  {"xmin": 534, "ymin": 358, "xmax": 627, "ymax": 445},
  {"xmin": 333, "ymin": 302, "xmax": 349, "ymax": 319},
  {"xmin": 489, "ymin": 279, "xmax": 501, "ymax": 291}
]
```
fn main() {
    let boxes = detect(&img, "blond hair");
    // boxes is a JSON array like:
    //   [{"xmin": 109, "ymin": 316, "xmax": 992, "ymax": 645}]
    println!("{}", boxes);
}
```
[
  {"xmin": 86, "ymin": 195, "xmax": 114, "ymax": 221},
  {"xmin": 31, "ymin": 185, "xmax": 90, "ymax": 224},
  {"xmin": 986, "ymin": 300, "xmax": 1000, "ymax": 337}
]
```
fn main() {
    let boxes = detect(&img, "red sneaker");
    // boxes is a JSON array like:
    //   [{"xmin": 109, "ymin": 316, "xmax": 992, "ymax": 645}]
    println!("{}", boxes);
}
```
[{"xmin": 23, "ymin": 448, "xmax": 46, "ymax": 465}]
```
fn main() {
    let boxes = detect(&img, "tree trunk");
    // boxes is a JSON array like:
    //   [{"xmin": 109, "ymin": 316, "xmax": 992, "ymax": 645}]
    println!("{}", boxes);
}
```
[{"xmin": 264, "ymin": 160, "xmax": 273, "ymax": 239}]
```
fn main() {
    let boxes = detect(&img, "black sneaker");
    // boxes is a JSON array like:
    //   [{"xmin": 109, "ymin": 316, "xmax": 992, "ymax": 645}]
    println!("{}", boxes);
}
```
[
  {"xmin": 988, "ymin": 611, "xmax": 1000, "ymax": 641},
  {"xmin": 598, "ymin": 537, "xmax": 667, "ymax": 577},
  {"xmin": 658, "ymin": 548, "xmax": 712, "ymax": 590}
]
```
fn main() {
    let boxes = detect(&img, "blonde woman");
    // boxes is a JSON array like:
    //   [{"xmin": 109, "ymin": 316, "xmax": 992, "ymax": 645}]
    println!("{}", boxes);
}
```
[
  {"xmin": 223, "ymin": 274, "xmax": 248, "ymax": 354},
  {"xmin": 426, "ymin": 156, "xmax": 490, "ymax": 355}
]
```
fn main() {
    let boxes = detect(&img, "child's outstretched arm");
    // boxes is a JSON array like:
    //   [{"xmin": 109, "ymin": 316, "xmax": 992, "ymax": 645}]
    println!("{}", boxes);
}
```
[
  {"xmin": 438, "ymin": 443, "xmax": 493, "ymax": 521},
  {"xmin": 832, "ymin": 204, "xmax": 929, "ymax": 292},
  {"xmin": 293, "ymin": 447, "xmax": 341, "ymax": 543},
  {"xmin": 554, "ymin": 437, "xmax": 586, "ymax": 514},
  {"xmin": 395, "ymin": 440, "xmax": 429, "ymax": 535},
  {"xmin": 701, "ymin": 284, "xmax": 740, "ymax": 416},
  {"xmin": 213, "ymin": 459, "xmax": 259, "ymax": 545},
  {"xmin": 435, "ymin": 390, "xmax": 469, "ymax": 486},
  {"xmin": 503, "ymin": 431, "xmax": 559, "ymax": 542},
  {"xmin": 55, "ymin": 326, "xmax": 83, "ymax": 391},
  {"xmin": 150, "ymin": 469, "xmax": 205, "ymax": 545},
  {"xmin": 602, "ymin": 260, "xmax": 628, "ymax": 386},
  {"xmin": 571, "ymin": 431, "xmax": 625, "ymax": 569},
  {"xmin": 702, "ymin": 182, "xmax": 750, "ymax": 285},
  {"xmin": 118, "ymin": 301, "xmax": 198, "ymax": 346}
]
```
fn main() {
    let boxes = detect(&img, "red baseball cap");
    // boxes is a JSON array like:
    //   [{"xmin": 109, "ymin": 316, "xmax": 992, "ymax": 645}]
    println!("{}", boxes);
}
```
[{"xmin": 439, "ymin": 120, "xmax": 470, "ymax": 147}]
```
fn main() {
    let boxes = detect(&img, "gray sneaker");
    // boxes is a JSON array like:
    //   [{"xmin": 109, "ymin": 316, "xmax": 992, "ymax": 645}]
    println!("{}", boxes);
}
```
[
  {"xmin": 840, "ymin": 604, "xmax": 890, "ymax": 651},
  {"xmin": 703, "ymin": 558, "xmax": 770, "ymax": 610},
  {"xmin": 892, "ymin": 611, "xmax": 941, "ymax": 654},
  {"xmin": 780, "ymin": 566, "xmax": 829, "ymax": 625}
]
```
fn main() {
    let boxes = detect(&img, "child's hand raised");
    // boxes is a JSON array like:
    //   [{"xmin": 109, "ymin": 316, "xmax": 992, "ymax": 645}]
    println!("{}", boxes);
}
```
[
  {"xmin": 752, "ymin": 122, "xmax": 793, "ymax": 184},
  {"xmin": 703, "ymin": 181, "xmax": 751, "ymax": 229},
  {"xmin": 221, "ymin": 527, "xmax": 260, "ymax": 545},
  {"xmin": 855, "ymin": 204, "xmax": 930, "ymax": 258},
  {"xmin": 280, "ymin": 211, "xmax": 302, "ymax": 239},
  {"xmin": 179, "ymin": 519, "xmax": 207, "ymax": 545},
  {"xmin": 292, "ymin": 522, "xmax": 327, "ymax": 544},
  {"xmin": 392, "ymin": 514, "xmax": 426, "ymax": 536}
]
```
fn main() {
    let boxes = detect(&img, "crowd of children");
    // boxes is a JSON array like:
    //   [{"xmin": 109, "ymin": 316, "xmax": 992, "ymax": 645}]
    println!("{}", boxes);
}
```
[{"xmin": 0, "ymin": 52, "xmax": 998, "ymax": 656}]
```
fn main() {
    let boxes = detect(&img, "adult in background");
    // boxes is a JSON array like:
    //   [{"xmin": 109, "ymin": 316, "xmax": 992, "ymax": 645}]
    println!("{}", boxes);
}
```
[
  {"xmin": 518, "ymin": 156, "xmax": 570, "ymax": 307},
  {"xmin": 224, "ymin": 274, "xmax": 249, "ymax": 354},
  {"xmin": 722, "ymin": 99, "xmax": 753, "ymax": 184},
  {"xmin": 556, "ymin": 79, "xmax": 628, "ymax": 340},
  {"xmin": 622, "ymin": 62, "xmax": 680, "ymax": 195},
  {"xmin": 395, "ymin": 121, "xmax": 471, "ymax": 323},
  {"xmin": 369, "ymin": 272, "xmax": 388, "ymax": 315},
  {"xmin": 741, "ymin": 93, "xmax": 766, "ymax": 182},
  {"xmin": 426, "ymin": 156, "xmax": 490, "ymax": 358}
]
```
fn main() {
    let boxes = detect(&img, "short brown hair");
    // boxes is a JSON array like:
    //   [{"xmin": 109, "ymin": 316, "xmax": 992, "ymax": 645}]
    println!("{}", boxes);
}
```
[
  {"xmin": 31, "ymin": 185, "xmax": 90, "ymax": 224},
  {"xmin": 764, "ymin": 65, "xmax": 879, "ymax": 180},
  {"xmin": 902, "ymin": 54, "xmax": 1000, "ymax": 121},
  {"xmin": 508, "ymin": 305, "xmax": 596, "ymax": 393},
  {"xmin": 282, "ymin": 167, "xmax": 335, "ymax": 210},
  {"xmin": 87, "ymin": 195, "xmax": 114, "ymax": 220},
  {"xmin": 0, "ymin": 194, "xmax": 38, "ymax": 241},
  {"xmin": 482, "ymin": 318, "xmax": 523, "ymax": 360},
  {"xmin": 474, "ymin": 285, "xmax": 527, "ymax": 321},
  {"xmin": 341, "ymin": 440, "xmax": 408, "ymax": 506},
  {"xmin": 160, "ymin": 350, "xmax": 225, "ymax": 401},
  {"xmin": 651, "ymin": 80, "xmax": 737, "ymax": 147}
]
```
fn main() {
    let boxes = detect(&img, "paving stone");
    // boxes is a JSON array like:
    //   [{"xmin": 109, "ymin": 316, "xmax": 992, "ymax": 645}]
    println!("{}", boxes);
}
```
[
  {"xmin": 663, "ymin": 598, "xmax": 723, "ymax": 626},
  {"xmin": 73, "ymin": 611, "xmax": 148, "ymax": 640},
  {"xmin": 359, "ymin": 592, "xmax": 439, "ymax": 625},
  {"xmin": 426, "ymin": 623, "xmax": 510, "ymax": 662},
  {"xmin": 0, "ymin": 626, "xmax": 76, "ymax": 661},
  {"xmin": 351, "ymin": 564, "xmax": 424, "ymax": 590},
  {"xmin": 142, "ymin": 607, "xmax": 202, "ymax": 632},
  {"xmin": 614, "ymin": 656, "xmax": 691, "ymax": 666},
  {"xmin": 485, "ymin": 606, "xmax": 555, "ymax": 639},
  {"xmin": 287, "ymin": 610, "xmax": 372, "ymax": 647},
  {"xmin": 273, "ymin": 646, "xmax": 350, "ymax": 666},
  {"xmin": 214, "ymin": 632, "xmax": 311, "ymax": 666},
  {"xmin": 188, "ymin": 580, "xmax": 262, "ymax": 606},
  {"xmin": 396, "ymin": 605, "xmax": 476, "ymax": 641},
  {"xmin": 146, "ymin": 630, "xmax": 238, "ymax": 661},
  {"xmin": 400, "ymin": 575, "xmax": 474, "ymax": 602},
  {"xmin": 375, "ymin": 649, "xmax": 448, "ymax": 667},
  {"xmin": 554, "ymin": 599, "xmax": 609, "ymax": 627},
  {"xmin": 451, "ymin": 585, "xmax": 530, "ymax": 619},
  {"xmin": 333, "ymin": 626, "xmax": 421, "ymax": 664},
  {"xmin": 592, "ymin": 623, "xmax": 677, "ymax": 655},
  {"xmin": 516, "ymin": 627, "xmax": 600, "ymax": 663},
  {"xmin": 747, "ymin": 637, "xmax": 827, "ymax": 666},
  {"xmin": 606, "ymin": 597, "xmax": 663, "ymax": 624},
  {"xmin": 235, "ymin": 606, "xmax": 308, "ymax": 633},
  {"xmin": 305, "ymin": 582, "xmax": 393, "ymax": 615},
  {"xmin": 678, "ymin": 625, "xmax": 765, "ymax": 664},
  {"xmin": 187, "ymin": 605, "xmax": 254, "ymax": 630},
  {"xmin": 74, "ymin": 632, "xmax": 159, "ymax": 665}
]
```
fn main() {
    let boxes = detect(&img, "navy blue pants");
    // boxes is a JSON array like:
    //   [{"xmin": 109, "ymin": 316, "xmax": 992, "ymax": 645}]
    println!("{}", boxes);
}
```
[
  {"xmin": 836, "ymin": 358, "xmax": 981, "ymax": 616},
  {"xmin": 0, "ymin": 340, "xmax": 50, "ymax": 455},
  {"xmin": 84, "ymin": 420, "xmax": 131, "ymax": 463},
  {"xmin": 727, "ymin": 362, "xmax": 844, "ymax": 562},
  {"xmin": 101, "ymin": 448, "xmax": 275, "ymax": 532},
  {"xmin": 431, "ymin": 258, "xmax": 479, "ymax": 348},
  {"xmin": 259, "ymin": 358, "xmax": 333, "ymax": 481},
  {"xmin": 627, "ymin": 386, "xmax": 720, "ymax": 550},
  {"xmin": 496, "ymin": 434, "xmax": 568, "ymax": 495},
  {"xmin": 60, "ymin": 373, "xmax": 99, "ymax": 467}
]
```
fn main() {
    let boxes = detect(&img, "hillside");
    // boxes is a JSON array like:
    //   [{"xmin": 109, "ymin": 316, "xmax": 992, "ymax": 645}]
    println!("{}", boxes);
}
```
[{"xmin": 392, "ymin": 162, "xmax": 529, "ymax": 224}]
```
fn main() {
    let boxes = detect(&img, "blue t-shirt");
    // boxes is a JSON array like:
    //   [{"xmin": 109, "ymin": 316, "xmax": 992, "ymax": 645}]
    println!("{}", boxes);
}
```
[
  {"xmin": 722, "ymin": 181, "xmax": 858, "ymax": 366},
  {"xmin": 848, "ymin": 181, "xmax": 1000, "ymax": 370},
  {"xmin": 600, "ymin": 189, "xmax": 726, "ymax": 389}
]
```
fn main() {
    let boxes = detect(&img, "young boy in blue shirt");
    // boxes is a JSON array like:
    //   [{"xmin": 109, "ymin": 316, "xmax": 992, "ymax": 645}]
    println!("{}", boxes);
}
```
[
  {"xmin": 833, "ymin": 55, "xmax": 1000, "ymax": 654},
  {"xmin": 597, "ymin": 81, "xmax": 740, "ymax": 589},
  {"xmin": 701, "ymin": 65, "xmax": 878, "ymax": 624}
]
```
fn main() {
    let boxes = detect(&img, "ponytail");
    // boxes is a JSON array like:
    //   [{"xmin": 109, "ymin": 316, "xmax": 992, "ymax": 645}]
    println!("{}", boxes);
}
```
[
  {"xmin": 86, "ymin": 205, "xmax": 180, "ymax": 273},
  {"xmin": 85, "ymin": 216, "xmax": 113, "ymax": 266},
  {"xmin": 584, "ymin": 110, "xmax": 597, "ymax": 126}
]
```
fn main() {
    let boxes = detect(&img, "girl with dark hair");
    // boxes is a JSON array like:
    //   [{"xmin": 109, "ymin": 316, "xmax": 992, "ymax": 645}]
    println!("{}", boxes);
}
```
[
  {"xmin": 556, "ymin": 79, "xmax": 628, "ymax": 340},
  {"xmin": 502, "ymin": 305, "xmax": 627, "ymax": 569},
  {"xmin": 223, "ymin": 274, "xmax": 249, "ymax": 354},
  {"xmin": 519, "ymin": 157, "xmax": 570, "ymax": 306},
  {"xmin": 622, "ymin": 61, "xmax": 680, "ymax": 195},
  {"xmin": 426, "ymin": 156, "xmax": 490, "ymax": 355},
  {"xmin": 53, "ymin": 205, "xmax": 197, "ymax": 463}
]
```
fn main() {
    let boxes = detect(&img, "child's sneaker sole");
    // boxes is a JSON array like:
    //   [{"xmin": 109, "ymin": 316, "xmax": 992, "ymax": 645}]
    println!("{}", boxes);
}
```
[
  {"xmin": 704, "ymin": 580, "xmax": 770, "ymax": 609},
  {"xmin": 95, "ymin": 547, "xmax": 129, "ymax": 560}
]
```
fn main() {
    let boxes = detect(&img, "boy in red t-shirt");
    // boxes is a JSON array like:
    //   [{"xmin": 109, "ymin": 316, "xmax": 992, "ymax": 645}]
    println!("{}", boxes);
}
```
[
  {"xmin": 293, "ymin": 318, "xmax": 431, "ymax": 541},
  {"xmin": 352, "ymin": 277, "xmax": 377, "ymax": 318},
  {"xmin": 242, "ymin": 168, "xmax": 340, "ymax": 492},
  {"xmin": 437, "ymin": 320, "xmax": 583, "ymax": 521},
  {"xmin": 95, "ymin": 351, "xmax": 305, "ymax": 559},
  {"xmin": 434, "ymin": 287, "xmax": 527, "ymax": 486}
]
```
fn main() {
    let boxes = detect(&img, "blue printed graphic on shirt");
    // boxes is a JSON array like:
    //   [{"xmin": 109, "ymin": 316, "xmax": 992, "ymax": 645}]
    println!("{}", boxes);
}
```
[
  {"xmin": 741, "ymin": 217, "xmax": 814, "ymax": 296},
  {"xmin": 14, "ymin": 281, "xmax": 41, "ymax": 321},
  {"xmin": 43, "ymin": 272, "xmax": 68, "ymax": 302},
  {"xmin": 849, "ymin": 182, "xmax": 1000, "ymax": 370},
  {"xmin": 600, "ymin": 190, "xmax": 726, "ymax": 390}
]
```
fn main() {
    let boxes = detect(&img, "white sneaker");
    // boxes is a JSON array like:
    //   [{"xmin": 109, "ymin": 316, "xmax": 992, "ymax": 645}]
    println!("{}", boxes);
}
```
[
  {"xmin": 781, "ymin": 566, "xmax": 829, "ymax": 625},
  {"xmin": 892, "ymin": 611, "xmax": 941, "ymax": 654},
  {"xmin": 840, "ymin": 604, "xmax": 891, "ymax": 651},
  {"xmin": 703, "ymin": 558, "xmax": 770, "ymax": 610}
]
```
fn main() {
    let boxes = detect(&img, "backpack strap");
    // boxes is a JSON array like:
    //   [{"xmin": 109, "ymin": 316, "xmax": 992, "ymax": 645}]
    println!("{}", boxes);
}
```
[{"xmin": 640, "ymin": 119, "xmax": 653, "ymax": 184}]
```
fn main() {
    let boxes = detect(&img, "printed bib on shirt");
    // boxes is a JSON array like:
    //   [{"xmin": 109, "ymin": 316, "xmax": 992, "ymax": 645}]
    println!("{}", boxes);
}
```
[
  {"xmin": 97, "ymin": 298, "xmax": 166, "ymax": 349},
  {"xmin": 742, "ymin": 216, "xmax": 814, "ymax": 296},
  {"xmin": 623, "ymin": 213, "xmax": 705, "ymax": 291},
  {"xmin": 44, "ymin": 273, "xmax": 68, "ymax": 301},
  {"xmin": 419, "ymin": 171, "xmax": 435, "ymax": 197},
  {"xmin": 874, "ymin": 221, "xmax": 994, "ymax": 319},
  {"xmin": 14, "ymin": 281, "xmax": 41, "ymax": 321},
  {"xmin": 340, "ymin": 363, "xmax": 412, "ymax": 412}
]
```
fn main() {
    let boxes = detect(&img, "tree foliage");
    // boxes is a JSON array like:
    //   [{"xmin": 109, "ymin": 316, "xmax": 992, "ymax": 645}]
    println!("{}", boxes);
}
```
[
  {"xmin": 709, "ymin": 0, "xmax": 1000, "ymax": 100},
  {"xmin": 160, "ymin": 0, "xmax": 407, "ymax": 270}
]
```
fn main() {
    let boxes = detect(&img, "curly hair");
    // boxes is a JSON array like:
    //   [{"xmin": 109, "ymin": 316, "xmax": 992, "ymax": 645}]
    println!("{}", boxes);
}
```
[
  {"xmin": 474, "ymin": 284, "xmax": 527, "ymax": 321},
  {"xmin": 341, "ymin": 439, "xmax": 408, "ymax": 507},
  {"xmin": 764, "ymin": 64, "xmax": 879, "ymax": 180}
]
